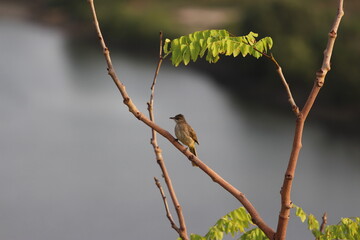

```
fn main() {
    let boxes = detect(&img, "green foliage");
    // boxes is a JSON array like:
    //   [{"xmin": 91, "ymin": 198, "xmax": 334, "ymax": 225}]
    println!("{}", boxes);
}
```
[
  {"xmin": 164, "ymin": 30, "xmax": 273, "ymax": 66},
  {"xmin": 293, "ymin": 205, "xmax": 360, "ymax": 240},
  {"xmin": 180, "ymin": 207, "xmax": 268, "ymax": 240},
  {"xmin": 239, "ymin": 228, "xmax": 267, "ymax": 240}
]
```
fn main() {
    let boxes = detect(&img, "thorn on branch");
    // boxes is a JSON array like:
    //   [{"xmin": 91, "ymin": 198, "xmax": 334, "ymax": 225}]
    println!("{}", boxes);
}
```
[
  {"xmin": 285, "ymin": 174, "xmax": 293, "ymax": 180},
  {"xmin": 285, "ymin": 203, "xmax": 292, "ymax": 209},
  {"xmin": 292, "ymin": 106, "xmax": 300, "ymax": 116},
  {"xmin": 316, "ymin": 79, "xmax": 324, "ymax": 87},
  {"xmin": 147, "ymin": 102, "xmax": 152, "ymax": 111},
  {"xmin": 123, "ymin": 97, "xmax": 130, "ymax": 105},
  {"xmin": 329, "ymin": 30, "xmax": 337, "ymax": 38},
  {"xmin": 316, "ymin": 69, "xmax": 325, "ymax": 77}
]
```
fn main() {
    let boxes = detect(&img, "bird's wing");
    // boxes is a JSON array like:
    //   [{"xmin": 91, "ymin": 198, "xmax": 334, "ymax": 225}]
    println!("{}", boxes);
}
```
[{"xmin": 189, "ymin": 127, "xmax": 199, "ymax": 145}]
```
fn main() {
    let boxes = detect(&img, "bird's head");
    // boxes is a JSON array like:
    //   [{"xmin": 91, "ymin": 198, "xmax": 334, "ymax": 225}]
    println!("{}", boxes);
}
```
[{"xmin": 170, "ymin": 114, "xmax": 186, "ymax": 123}]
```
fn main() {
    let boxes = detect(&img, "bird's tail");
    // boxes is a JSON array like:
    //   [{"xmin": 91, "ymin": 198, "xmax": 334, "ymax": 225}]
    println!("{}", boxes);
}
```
[{"xmin": 189, "ymin": 146, "xmax": 198, "ymax": 167}]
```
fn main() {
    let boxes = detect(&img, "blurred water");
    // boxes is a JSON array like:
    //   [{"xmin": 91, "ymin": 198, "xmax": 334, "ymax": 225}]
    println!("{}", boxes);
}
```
[{"xmin": 0, "ymin": 19, "xmax": 359, "ymax": 240}]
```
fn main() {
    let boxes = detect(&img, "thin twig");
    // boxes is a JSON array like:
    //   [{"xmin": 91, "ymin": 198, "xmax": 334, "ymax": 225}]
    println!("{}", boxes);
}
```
[
  {"xmin": 154, "ymin": 177, "xmax": 181, "ymax": 234},
  {"xmin": 88, "ymin": 0, "xmax": 274, "ymax": 238},
  {"xmin": 150, "ymin": 32, "xmax": 163, "ymax": 97},
  {"xmin": 147, "ymin": 32, "xmax": 189, "ymax": 240},
  {"xmin": 252, "ymin": 46, "xmax": 300, "ymax": 115},
  {"xmin": 268, "ymin": 55, "xmax": 300, "ymax": 116},
  {"xmin": 275, "ymin": 1, "xmax": 344, "ymax": 240},
  {"xmin": 320, "ymin": 212, "xmax": 327, "ymax": 233}
]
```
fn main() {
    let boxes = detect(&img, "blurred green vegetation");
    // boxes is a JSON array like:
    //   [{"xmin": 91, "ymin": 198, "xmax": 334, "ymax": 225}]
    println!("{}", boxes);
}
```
[{"xmin": 41, "ymin": 0, "xmax": 360, "ymax": 129}]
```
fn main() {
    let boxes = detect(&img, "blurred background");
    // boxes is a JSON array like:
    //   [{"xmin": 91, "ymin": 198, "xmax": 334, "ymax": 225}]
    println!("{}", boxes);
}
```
[{"xmin": 0, "ymin": 0, "xmax": 359, "ymax": 240}]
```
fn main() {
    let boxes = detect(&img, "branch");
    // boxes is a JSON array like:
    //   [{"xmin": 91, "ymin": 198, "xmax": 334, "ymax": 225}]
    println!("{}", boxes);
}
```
[
  {"xmin": 320, "ymin": 212, "xmax": 327, "ymax": 233},
  {"xmin": 253, "ymin": 48, "xmax": 299, "ymax": 115},
  {"xmin": 154, "ymin": 177, "xmax": 181, "ymax": 234},
  {"xmin": 268, "ymin": 55, "xmax": 300, "ymax": 116},
  {"xmin": 147, "ymin": 32, "xmax": 189, "ymax": 240},
  {"xmin": 87, "ymin": 1, "xmax": 275, "ymax": 238},
  {"xmin": 275, "ymin": 1, "xmax": 344, "ymax": 239}
]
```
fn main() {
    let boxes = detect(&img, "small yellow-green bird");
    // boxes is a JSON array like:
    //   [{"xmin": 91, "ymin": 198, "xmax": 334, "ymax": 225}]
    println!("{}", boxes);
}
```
[{"xmin": 170, "ymin": 114, "xmax": 199, "ymax": 166}]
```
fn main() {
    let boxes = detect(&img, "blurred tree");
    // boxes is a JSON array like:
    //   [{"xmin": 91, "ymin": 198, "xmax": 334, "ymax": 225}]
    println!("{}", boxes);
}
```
[{"xmin": 41, "ymin": 0, "xmax": 360, "ymax": 131}]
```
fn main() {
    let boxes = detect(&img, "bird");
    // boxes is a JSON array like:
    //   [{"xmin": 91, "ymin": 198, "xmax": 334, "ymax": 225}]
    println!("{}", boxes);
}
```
[{"xmin": 170, "ymin": 114, "xmax": 199, "ymax": 166}]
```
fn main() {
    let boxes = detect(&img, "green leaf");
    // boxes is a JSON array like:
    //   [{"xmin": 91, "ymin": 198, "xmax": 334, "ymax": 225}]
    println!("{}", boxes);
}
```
[
  {"xmin": 238, "ymin": 207, "xmax": 251, "ymax": 222},
  {"xmin": 199, "ymin": 40, "xmax": 207, "ymax": 58},
  {"xmin": 181, "ymin": 45, "xmax": 191, "ymax": 65},
  {"xmin": 190, "ymin": 41, "xmax": 200, "ymax": 62},
  {"xmin": 295, "ymin": 206, "xmax": 307, "ymax": 222},
  {"xmin": 202, "ymin": 30, "xmax": 210, "ymax": 39},
  {"xmin": 308, "ymin": 214, "xmax": 320, "ymax": 231},
  {"xmin": 233, "ymin": 42, "xmax": 241, "ymax": 57},
  {"xmin": 293, "ymin": 206, "xmax": 360, "ymax": 240},
  {"xmin": 225, "ymin": 40, "xmax": 234, "ymax": 56},
  {"xmin": 194, "ymin": 31, "xmax": 203, "ymax": 41},
  {"xmin": 211, "ymin": 42, "xmax": 219, "ymax": 57},
  {"xmin": 246, "ymin": 31, "xmax": 258, "ymax": 45},
  {"xmin": 265, "ymin": 37, "xmax": 273, "ymax": 49},
  {"xmin": 188, "ymin": 33, "xmax": 195, "ymax": 42},
  {"xmin": 240, "ymin": 228, "xmax": 267, "ymax": 240},
  {"xmin": 170, "ymin": 38, "xmax": 181, "ymax": 66},
  {"xmin": 253, "ymin": 51, "xmax": 262, "ymax": 59},
  {"xmin": 254, "ymin": 41, "xmax": 264, "ymax": 53},
  {"xmin": 249, "ymin": 31, "xmax": 259, "ymax": 38},
  {"xmin": 210, "ymin": 29, "xmax": 219, "ymax": 37},
  {"xmin": 239, "ymin": 44, "xmax": 249, "ymax": 57},
  {"xmin": 163, "ymin": 38, "xmax": 171, "ymax": 54},
  {"xmin": 179, "ymin": 36, "xmax": 188, "ymax": 45},
  {"xmin": 165, "ymin": 29, "xmax": 273, "ymax": 66},
  {"xmin": 190, "ymin": 234, "xmax": 205, "ymax": 240},
  {"xmin": 219, "ymin": 29, "xmax": 229, "ymax": 37}
]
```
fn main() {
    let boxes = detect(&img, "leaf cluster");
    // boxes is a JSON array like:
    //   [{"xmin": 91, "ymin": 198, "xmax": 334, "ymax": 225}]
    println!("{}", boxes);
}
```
[
  {"xmin": 294, "ymin": 205, "xmax": 360, "ymax": 240},
  {"xmin": 164, "ymin": 30, "xmax": 273, "ymax": 66},
  {"xmin": 177, "ymin": 207, "xmax": 268, "ymax": 240}
]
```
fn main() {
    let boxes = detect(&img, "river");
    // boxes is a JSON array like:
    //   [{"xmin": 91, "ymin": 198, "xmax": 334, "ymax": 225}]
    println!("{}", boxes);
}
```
[{"xmin": 0, "ymin": 18, "xmax": 359, "ymax": 240}]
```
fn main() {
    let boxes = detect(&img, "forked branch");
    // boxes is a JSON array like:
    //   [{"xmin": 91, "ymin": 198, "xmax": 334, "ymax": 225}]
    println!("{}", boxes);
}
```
[
  {"xmin": 154, "ymin": 177, "xmax": 182, "ymax": 235},
  {"xmin": 148, "ymin": 32, "xmax": 189, "ymax": 240},
  {"xmin": 275, "ymin": 1, "xmax": 344, "ymax": 239},
  {"xmin": 254, "ymin": 48, "xmax": 300, "ymax": 116}
]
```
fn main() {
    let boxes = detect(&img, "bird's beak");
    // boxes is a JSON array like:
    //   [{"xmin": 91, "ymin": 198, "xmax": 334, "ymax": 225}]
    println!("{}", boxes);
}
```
[{"xmin": 170, "ymin": 116, "xmax": 174, "ymax": 119}]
